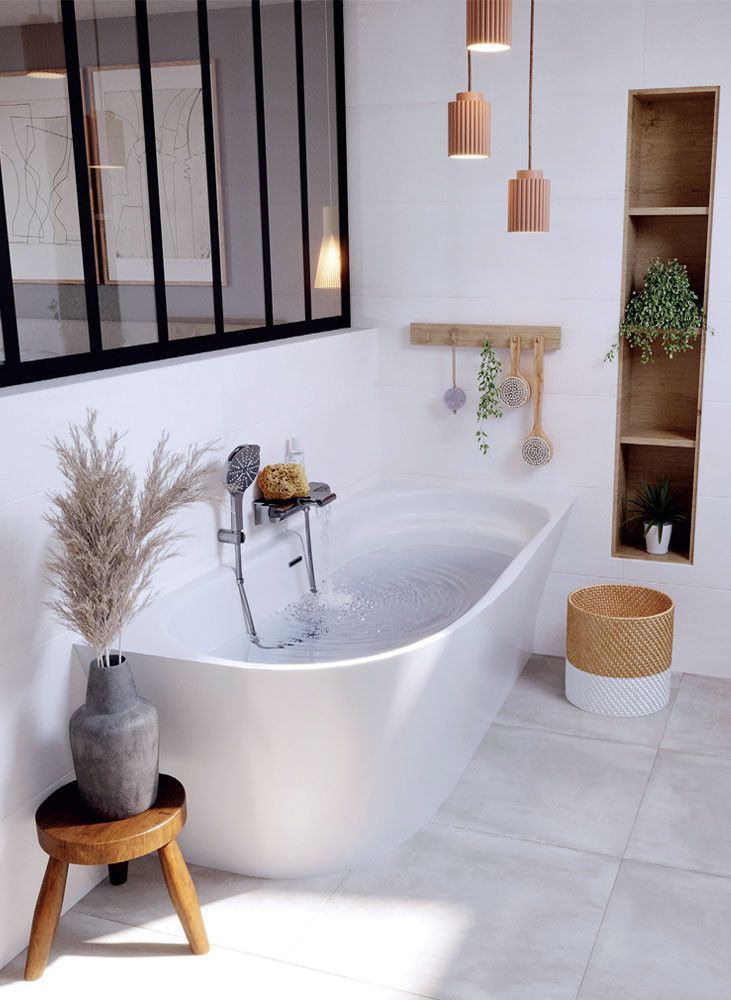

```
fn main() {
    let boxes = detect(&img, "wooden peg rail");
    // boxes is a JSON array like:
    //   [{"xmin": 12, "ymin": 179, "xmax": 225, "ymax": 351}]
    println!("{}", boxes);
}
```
[{"xmin": 410, "ymin": 323, "xmax": 561, "ymax": 350}]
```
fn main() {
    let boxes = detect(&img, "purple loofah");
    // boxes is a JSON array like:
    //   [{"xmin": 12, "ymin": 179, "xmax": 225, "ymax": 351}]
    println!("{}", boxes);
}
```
[{"xmin": 443, "ymin": 386, "xmax": 466, "ymax": 414}]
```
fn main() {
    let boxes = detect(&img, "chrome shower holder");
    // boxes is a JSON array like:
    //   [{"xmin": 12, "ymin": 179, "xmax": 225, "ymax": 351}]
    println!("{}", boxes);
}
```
[{"xmin": 218, "ymin": 445, "xmax": 337, "ymax": 639}]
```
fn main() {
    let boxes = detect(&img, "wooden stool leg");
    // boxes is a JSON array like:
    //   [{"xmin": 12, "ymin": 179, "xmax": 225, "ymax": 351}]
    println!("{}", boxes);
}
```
[
  {"xmin": 108, "ymin": 862, "xmax": 129, "ymax": 885},
  {"xmin": 158, "ymin": 840, "xmax": 209, "ymax": 955},
  {"xmin": 24, "ymin": 858, "xmax": 69, "ymax": 981}
]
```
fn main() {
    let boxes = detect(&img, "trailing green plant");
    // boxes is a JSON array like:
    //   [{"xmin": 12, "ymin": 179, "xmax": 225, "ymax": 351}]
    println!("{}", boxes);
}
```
[
  {"xmin": 624, "ymin": 477, "xmax": 688, "ymax": 544},
  {"xmin": 605, "ymin": 258, "xmax": 705, "ymax": 364},
  {"xmin": 475, "ymin": 339, "xmax": 503, "ymax": 454}
]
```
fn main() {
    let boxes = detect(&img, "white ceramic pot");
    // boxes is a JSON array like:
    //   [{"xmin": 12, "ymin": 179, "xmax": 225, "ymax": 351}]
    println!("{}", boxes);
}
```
[{"xmin": 645, "ymin": 522, "xmax": 672, "ymax": 555}]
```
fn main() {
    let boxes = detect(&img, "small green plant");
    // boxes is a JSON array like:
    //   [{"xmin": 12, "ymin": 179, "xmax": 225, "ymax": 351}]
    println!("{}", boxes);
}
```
[
  {"xmin": 624, "ymin": 477, "xmax": 688, "ymax": 544},
  {"xmin": 606, "ymin": 258, "xmax": 705, "ymax": 364},
  {"xmin": 475, "ymin": 340, "xmax": 503, "ymax": 454}
]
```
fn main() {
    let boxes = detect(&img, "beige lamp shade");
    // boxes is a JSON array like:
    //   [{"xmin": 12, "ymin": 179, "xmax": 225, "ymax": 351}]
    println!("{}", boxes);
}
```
[
  {"xmin": 22, "ymin": 14, "xmax": 65, "ymax": 79},
  {"xmin": 507, "ymin": 169, "xmax": 550, "ymax": 232},
  {"xmin": 448, "ymin": 91, "xmax": 490, "ymax": 158},
  {"xmin": 314, "ymin": 205, "xmax": 341, "ymax": 289},
  {"xmin": 467, "ymin": 0, "xmax": 512, "ymax": 52}
]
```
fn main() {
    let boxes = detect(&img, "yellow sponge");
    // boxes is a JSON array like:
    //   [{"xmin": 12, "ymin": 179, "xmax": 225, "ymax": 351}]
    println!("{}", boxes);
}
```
[{"xmin": 257, "ymin": 463, "xmax": 309, "ymax": 501}]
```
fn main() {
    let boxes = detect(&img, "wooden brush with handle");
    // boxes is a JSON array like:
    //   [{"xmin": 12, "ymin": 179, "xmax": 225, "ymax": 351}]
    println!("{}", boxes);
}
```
[
  {"xmin": 499, "ymin": 335, "xmax": 531, "ymax": 408},
  {"xmin": 521, "ymin": 336, "xmax": 553, "ymax": 466}
]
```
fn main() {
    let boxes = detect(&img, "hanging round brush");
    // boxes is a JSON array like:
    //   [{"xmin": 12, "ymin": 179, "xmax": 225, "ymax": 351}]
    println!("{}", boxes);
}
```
[{"xmin": 498, "ymin": 335, "xmax": 531, "ymax": 407}]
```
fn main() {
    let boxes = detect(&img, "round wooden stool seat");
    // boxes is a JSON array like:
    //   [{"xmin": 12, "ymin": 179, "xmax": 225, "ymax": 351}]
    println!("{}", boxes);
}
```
[
  {"xmin": 24, "ymin": 773, "xmax": 208, "ymax": 982},
  {"xmin": 36, "ymin": 774, "xmax": 186, "ymax": 866}
]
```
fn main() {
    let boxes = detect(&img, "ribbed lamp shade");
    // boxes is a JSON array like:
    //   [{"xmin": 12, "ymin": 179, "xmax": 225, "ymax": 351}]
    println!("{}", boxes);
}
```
[
  {"xmin": 448, "ymin": 91, "xmax": 490, "ymax": 158},
  {"xmin": 467, "ymin": 0, "xmax": 512, "ymax": 52},
  {"xmin": 314, "ymin": 206, "xmax": 341, "ymax": 289},
  {"xmin": 21, "ymin": 14, "xmax": 65, "ymax": 79},
  {"xmin": 507, "ymin": 169, "xmax": 550, "ymax": 232}
]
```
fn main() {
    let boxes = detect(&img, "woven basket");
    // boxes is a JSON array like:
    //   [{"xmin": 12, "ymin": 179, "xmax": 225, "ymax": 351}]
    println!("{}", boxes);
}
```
[{"xmin": 565, "ymin": 584, "xmax": 674, "ymax": 717}]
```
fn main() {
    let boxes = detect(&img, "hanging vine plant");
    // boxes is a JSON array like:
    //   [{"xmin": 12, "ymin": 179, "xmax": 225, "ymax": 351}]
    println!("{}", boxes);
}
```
[
  {"xmin": 606, "ymin": 258, "xmax": 706, "ymax": 364},
  {"xmin": 475, "ymin": 340, "xmax": 503, "ymax": 454}
]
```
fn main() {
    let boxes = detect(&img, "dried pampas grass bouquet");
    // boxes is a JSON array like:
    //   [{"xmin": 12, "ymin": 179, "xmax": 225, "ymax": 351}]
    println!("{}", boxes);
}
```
[{"xmin": 45, "ymin": 410, "xmax": 217, "ymax": 666}]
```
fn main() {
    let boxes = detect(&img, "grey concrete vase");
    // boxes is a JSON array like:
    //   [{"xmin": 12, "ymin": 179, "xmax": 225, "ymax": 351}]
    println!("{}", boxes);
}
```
[{"xmin": 70, "ymin": 656, "xmax": 159, "ymax": 820}]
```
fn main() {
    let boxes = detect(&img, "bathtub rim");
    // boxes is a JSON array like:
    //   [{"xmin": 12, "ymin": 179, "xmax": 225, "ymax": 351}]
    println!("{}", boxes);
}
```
[{"xmin": 116, "ymin": 475, "xmax": 575, "ymax": 673}]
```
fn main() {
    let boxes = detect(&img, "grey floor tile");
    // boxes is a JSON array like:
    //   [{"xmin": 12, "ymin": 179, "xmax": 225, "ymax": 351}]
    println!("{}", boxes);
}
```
[
  {"xmin": 289, "ymin": 823, "xmax": 619, "ymax": 1000},
  {"xmin": 73, "ymin": 853, "xmax": 346, "ymax": 961},
  {"xmin": 578, "ymin": 860, "xmax": 731, "ymax": 1000},
  {"xmin": 662, "ymin": 673, "xmax": 731, "ymax": 757},
  {"xmin": 498, "ymin": 654, "xmax": 680, "ymax": 748},
  {"xmin": 435, "ymin": 723, "xmax": 656, "ymax": 856},
  {"xmin": 626, "ymin": 749, "xmax": 731, "ymax": 876},
  {"xmin": 1, "ymin": 910, "xmax": 421, "ymax": 998}
]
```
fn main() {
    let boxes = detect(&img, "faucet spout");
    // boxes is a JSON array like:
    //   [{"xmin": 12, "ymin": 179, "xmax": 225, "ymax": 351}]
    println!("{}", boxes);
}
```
[{"xmin": 252, "ymin": 481, "xmax": 336, "ymax": 595}]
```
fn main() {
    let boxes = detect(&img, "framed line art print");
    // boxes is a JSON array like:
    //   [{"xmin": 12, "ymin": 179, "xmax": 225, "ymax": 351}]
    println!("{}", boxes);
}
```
[
  {"xmin": 0, "ymin": 71, "xmax": 84, "ymax": 283},
  {"xmin": 87, "ymin": 60, "xmax": 226, "ymax": 286}
]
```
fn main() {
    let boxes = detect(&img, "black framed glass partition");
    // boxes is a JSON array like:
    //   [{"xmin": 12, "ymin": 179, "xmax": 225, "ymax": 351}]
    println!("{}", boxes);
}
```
[{"xmin": 0, "ymin": 0, "xmax": 348, "ymax": 387}]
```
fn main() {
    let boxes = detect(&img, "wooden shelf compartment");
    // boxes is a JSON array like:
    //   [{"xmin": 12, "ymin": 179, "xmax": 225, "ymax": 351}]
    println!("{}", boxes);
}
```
[
  {"xmin": 625, "ymin": 212, "xmax": 709, "ymax": 299},
  {"xmin": 612, "ymin": 87, "xmax": 719, "ymax": 567},
  {"xmin": 613, "ymin": 442, "xmax": 696, "ymax": 563},
  {"xmin": 627, "ymin": 89, "xmax": 717, "ymax": 209},
  {"xmin": 618, "ymin": 343, "xmax": 703, "ymax": 444}
]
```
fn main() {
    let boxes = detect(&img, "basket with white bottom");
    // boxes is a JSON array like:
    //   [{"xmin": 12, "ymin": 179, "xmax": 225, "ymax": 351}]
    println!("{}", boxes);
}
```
[{"xmin": 565, "ymin": 584, "xmax": 674, "ymax": 717}]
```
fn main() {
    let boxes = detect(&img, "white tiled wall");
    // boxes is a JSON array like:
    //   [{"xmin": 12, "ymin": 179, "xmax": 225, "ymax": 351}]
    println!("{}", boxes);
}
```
[
  {"xmin": 0, "ymin": 327, "xmax": 379, "ymax": 968},
  {"xmin": 346, "ymin": 0, "xmax": 731, "ymax": 680}
]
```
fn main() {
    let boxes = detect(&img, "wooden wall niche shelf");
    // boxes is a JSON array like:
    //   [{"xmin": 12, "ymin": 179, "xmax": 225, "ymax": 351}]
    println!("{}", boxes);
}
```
[{"xmin": 612, "ymin": 87, "xmax": 719, "ymax": 564}]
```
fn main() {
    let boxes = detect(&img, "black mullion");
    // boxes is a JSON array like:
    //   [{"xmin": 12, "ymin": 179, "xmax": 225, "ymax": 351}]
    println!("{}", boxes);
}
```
[
  {"xmin": 135, "ymin": 0, "xmax": 169, "ymax": 343},
  {"xmin": 61, "ymin": 0, "xmax": 102, "ymax": 352},
  {"xmin": 197, "ymin": 1, "xmax": 224, "ymax": 335},
  {"xmin": 293, "ymin": 0, "xmax": 312, "ymax": 322},
  {"xmin": 0, "ymin": 162, "xmax": 20, "ymax": 365},
  {"xmin": 251, "ymin": 0, "xmax": 273, "ymax": 327},
  {"xmin": 332, "ymin": 0, "xmax": 350, "ymax": 325}
]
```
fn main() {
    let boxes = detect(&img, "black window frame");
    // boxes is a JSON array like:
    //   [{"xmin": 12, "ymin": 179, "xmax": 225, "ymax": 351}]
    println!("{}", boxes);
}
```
[{"xmin": 0, "ymin": 0, "xmax": 349, "ymax": 388}]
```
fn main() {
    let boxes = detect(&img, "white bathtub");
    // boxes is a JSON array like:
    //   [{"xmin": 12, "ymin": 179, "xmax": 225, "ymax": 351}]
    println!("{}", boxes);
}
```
[{"xmin": 120, "ymin": 478, "xmax": 573, "ymax": 878}]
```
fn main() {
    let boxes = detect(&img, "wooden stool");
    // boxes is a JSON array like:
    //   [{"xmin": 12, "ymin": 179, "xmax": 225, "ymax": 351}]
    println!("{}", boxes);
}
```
[{"xmin": 24, "ymin": 773, "xmax": 209, "ymax": 981}]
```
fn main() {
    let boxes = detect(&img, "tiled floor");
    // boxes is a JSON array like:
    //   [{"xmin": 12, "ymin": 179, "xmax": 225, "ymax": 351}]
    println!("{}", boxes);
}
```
[{"xmin": 4, "ymin": 655, "xmax": 731, "ymax": 999}]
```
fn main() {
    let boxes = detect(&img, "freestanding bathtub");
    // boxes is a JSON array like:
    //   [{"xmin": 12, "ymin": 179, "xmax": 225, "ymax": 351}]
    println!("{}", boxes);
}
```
[{"xmin": 114, "ymin": 478, "xmax": 573, "ymax": 878}]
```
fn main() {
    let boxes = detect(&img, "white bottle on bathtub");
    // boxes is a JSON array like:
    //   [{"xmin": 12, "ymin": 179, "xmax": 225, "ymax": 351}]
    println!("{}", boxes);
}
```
[{"xmin": 286, "ymin": 437, "xmax": 305, "ymax": 473}]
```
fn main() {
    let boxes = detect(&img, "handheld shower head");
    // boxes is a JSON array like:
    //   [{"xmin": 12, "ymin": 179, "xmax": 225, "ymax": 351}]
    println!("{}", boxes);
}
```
[
  {"xmin": 225, "ymin": 444, "xmax": 261, "ymax": 495},
  {"xmin": 220, "ymin": 444, "xmax": 261, "ymax": 641}
]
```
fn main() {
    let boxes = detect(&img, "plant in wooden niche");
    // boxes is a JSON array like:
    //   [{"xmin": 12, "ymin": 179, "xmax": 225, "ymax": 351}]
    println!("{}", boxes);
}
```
[
  {"xmin": 606, "ymin": 258, "xmax": 706, "ymax": 364},
  {"xmin": 624, "ymin": 477, "xmax": 688, "ymax": 542},
  {"xmin": 475, "ymin": 340, "xmax": 503, "ymax": 454}
]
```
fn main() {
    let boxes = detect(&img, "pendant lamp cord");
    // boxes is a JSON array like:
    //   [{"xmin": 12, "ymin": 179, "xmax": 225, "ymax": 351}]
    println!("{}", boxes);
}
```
[
  {"xmin": 467, "ymin": 49, "xmax": 472, "ymax": 92},
  {"xmin": 528, "ymin": 0, "xmax": 535, "ymax": 169},
  {"xmin": 325, "ymin": 1, "xmax": 334, "ymax": 206}
]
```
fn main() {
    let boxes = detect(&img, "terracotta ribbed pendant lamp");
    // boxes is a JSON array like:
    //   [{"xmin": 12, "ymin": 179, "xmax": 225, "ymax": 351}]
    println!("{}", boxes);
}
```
[
  {"xmin": 507, "ymin": 0, "xmax": 550, "ymax": 232},
  {"xmin": 467, "ymin": 0, "xmax": 512, "ymax": 52},
  {"xmin": 448, "ymin": 51, "xmax": 490, "ymax": 159}
]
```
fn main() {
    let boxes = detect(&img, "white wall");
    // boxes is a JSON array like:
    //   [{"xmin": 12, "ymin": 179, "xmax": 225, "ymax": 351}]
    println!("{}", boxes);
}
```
[
  {"xmin": 346, "ymin": 0, "xmax": 731, "ymax": 679},
  {"xmin": 0, "ymin": 326, "xmax": 379, "ymax": 968}
]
